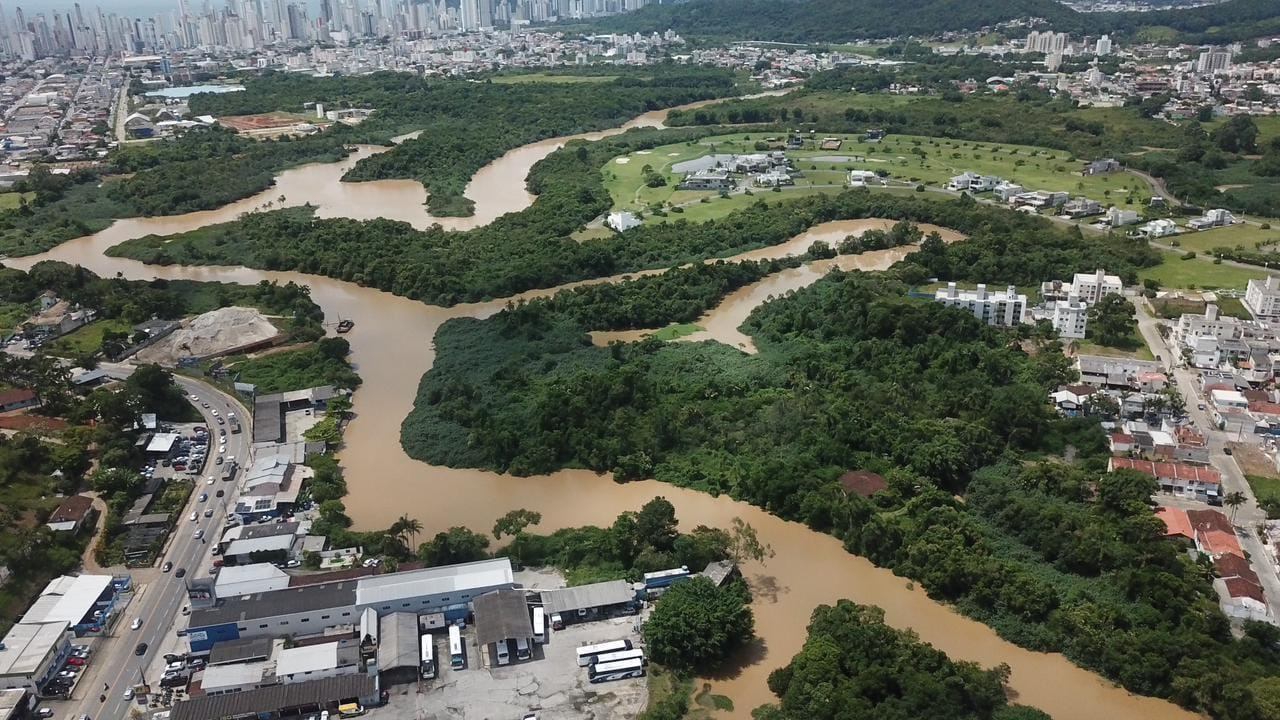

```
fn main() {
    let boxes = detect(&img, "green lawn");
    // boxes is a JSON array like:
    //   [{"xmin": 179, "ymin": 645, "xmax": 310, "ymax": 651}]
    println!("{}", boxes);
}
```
[
  {"xmin": 0, "ymin": 192, "xmax": 33, "ymax": 211},
  {"xmin": 42, "ymin": 318, "xmax": 133, "ymax": 358},
  {"xmin": 491, "ymin": 73, "xmax": 619, "ymax": 84},
  {"xmin": 1138, "ymin": 250, "xmax": 1269, "ymax": 291},
  {"xmin": 650, "ymin": 187, "xmax": 837, "ymax": 225},
  {"xmin": 1073, "ymin": 333, "xmax": 1155, "ymax": 361},
  {"xmin": 653, "ymin": 323, "xmax": 703, "ymax": 341},
  {"xmin": 0, "ymin": 301, "xmax": 31, "ymax": 335},
  {"xmin": 1167, "ymin": 223, "xmax": 1280, "ymax": 254},
  {"xmin": 1246, "ymin": 474, "xmax": 1280, "ymax": 519},
  {"xmin": 601, "ymin": 130, "xmax": 1156, "ymax": 223}
]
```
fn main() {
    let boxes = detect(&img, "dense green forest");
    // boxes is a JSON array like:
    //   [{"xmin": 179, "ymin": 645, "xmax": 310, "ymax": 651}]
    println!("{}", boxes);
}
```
[
  {"xmin": 581, "ymin": 0, "xmax": 1280, "ymax": 44},
  {"xmin": 109, "ymin": 121, "xmax": 1154, "ymax": 307},
  {"xmin": 401, "ymin": 260, "xmax": 1279, "ymax": 718},
  {"xmin": 187, "ymin": 68, "xmax": 742, "ymax": 216},
  {"xmin": 758, "ymin": 601, "xmax": 1049, "ymax": 720}
]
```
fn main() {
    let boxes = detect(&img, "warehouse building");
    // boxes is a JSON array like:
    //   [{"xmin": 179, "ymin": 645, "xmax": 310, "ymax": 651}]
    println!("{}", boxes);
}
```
[
  {"xmin": 474, "ymin": 589, "xmax": 533, "ymax": 666},
  {"xmin": 171, "ymin": 674, "xmax": 378, "ymax": 720},
  {"xmin": 539, "ymin": 580, "xmax": 637, "ymax": 627},
  {"xmin": 187, "ymin": 559, "xmax": 515, "ymax": 654},
  {"xmin": 0, "ymin": 622, "xmax": 72, "ymax": 692},
  {"xmin": 374, "ymin": 612, "xmax": 420, "ymax": 686}
]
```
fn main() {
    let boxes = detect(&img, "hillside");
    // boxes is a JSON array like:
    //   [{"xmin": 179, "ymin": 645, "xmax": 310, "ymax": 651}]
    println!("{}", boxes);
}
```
[{"xmin": 578, "ymin": 0, "xmax": 1280, "ymax": 43}]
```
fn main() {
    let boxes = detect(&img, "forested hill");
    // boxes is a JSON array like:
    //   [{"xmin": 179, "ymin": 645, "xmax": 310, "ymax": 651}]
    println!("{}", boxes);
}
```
[{"xmin": 579, "ymin": 0, "xmax": 1279, "ymax": 43}]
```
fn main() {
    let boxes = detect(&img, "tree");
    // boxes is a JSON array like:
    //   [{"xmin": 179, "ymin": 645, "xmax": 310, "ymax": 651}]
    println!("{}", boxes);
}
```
[
  {"xmin": 636, "ymin": 496, "xmax": 679, "ymax": 551},
  {"xmin": 727, "ymin": 517, "xmax": 774, "ymax": 566},
  {"xmin": 643, "ymin": 576, "xmax": 754, "ymax": 673},
  {"xmin": 391, "ymin": 514, "xmax": 423, "ymax": 548},
  {"xmin": 419, "ymin": 527, "xmax": 490, "ymax": 566},
  {"xmin": 1086, "ymin": 294, "xmax": 1136, "ymax": 347},
  {"xmin": 1225, "ymin": 491, "xmax": 1248, "ymax": 524},
  {"xmin": 1211, "ymin": 115, "xmax": 1259, "ymax": 153},
  {"xmin": 493, "ymin": 508, "xmax": 542, "ymax": 539},
  {"xmin": 1251, "ymin": 676, "xmax": 1280, "ymax": 720}
]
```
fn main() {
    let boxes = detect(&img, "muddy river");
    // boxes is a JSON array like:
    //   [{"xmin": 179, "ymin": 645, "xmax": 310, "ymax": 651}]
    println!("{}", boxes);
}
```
[{"xmin": 4, "ymin": 103, "xmax": 1197, "ymax": 720}]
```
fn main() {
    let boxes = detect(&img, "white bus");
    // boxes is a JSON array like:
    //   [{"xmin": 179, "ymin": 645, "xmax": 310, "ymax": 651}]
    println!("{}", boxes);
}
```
[
  {"xmin": 448, "ymin": 625, "xmax": 464, "ymax": 669},
  {"xmin": 589, "ymin": 648, "xmax": 645, "ymax": 666},
  {"xmin": 420, "ymin": 635, "xmax": 436, "ymax": 679},
  {"xmin": 588, "ymin": 657, "xmax": 646, "ymax": 683},
  {"xmin": 575, "ymin": 639, "xmax": 632, "ymax": 667},
  {"xmin": 531, "ymin": 607, "xmax": 546, "ymax": 644}
]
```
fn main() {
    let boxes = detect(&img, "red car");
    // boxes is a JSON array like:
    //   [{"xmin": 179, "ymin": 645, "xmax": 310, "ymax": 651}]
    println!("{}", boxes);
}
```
[{"xmin": 66, "ymin": 657, "xmax": 86, "ymax": 666}]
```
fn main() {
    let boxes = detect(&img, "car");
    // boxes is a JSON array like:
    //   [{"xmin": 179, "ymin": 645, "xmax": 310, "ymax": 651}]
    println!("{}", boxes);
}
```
[
  {"xmin": 130, "ymin": 617, "xmax": 141, "ymax": 630},
  {"xmin": 189, "ymin": 511, "xmax": 198, "ymax": 522},
  {"xmin": 217, "ymin": 416, "xmax": 225, "ymax": 425},
  {"xmin": 134, "ymin": 642, "xmax": 147, "ymax": 656},
  {"xmin": 162, "ymin": 561, "xmax": 173, "ymax": 573},
  {"xmin": 1225, "ymin": 447, "xmax": 1234, "ymax": 455},
  {"xmin": 71, "ymin": 645, "xmax": 89, "ymax": 655},
  {"xmin": 57, "ymin": 670, "xmax": 76, "ymax": 679},
  {"xmin": 285, "ymin": 559, "xmax": 301, "ymax": 568},
  {"xmin": 201, "ymin": 402, "xmax": 209, "ymax": 408},
  {"xmin": 1197, "ymin": 403, "xmax": 1206, "ymax": 410},
  {"xmin": 216, "ymin": 457, "xmax": 224, "ymax": 466},
  {"xmin": 198, "ymin": 493, "xmax": 207, "ymax": 503},
  {"xmin": 204, "ymin": 508, "xmax": 213, "ymax": 518},
  {"xmin": 36, "ymin": 708, "xmax": 54, "ymax": 718},
  {"xmin": 219, "ymin": 445, "xmax": 226, "ymax": 455},
  {"xmin": 211, "ymin": 409, "xmax": 218, "ymax": 416},
  {"xmin": 206, "ymin": 477, "xmax": 215, "ymax": 485},
  {"xmin": 181, "ymin": 606, "xmax": 190, "ymax": 616},
  {"xmin": 194, "ymin": 529, "xmax": 204, "ymax": 540},
  {"xmin": 123, "ymin": 688, "xmax": 134, "ymax": 700},
  {"xmin": 219, "ymin": 428, "xmax": 226, "ymax": 436},
  {"xmin": 176, "ymin": 567, "xmax": 187, "ymax": 578},
  {"xmin": 209, "ymin": 565, "xmax": 220, "ymax": 575},
  {"xmin": 66, "ymin": 656, "xmax": 86, "ymax": 666},
  {"xmin": 215, "ymin": 489, "xmax": 225, "ymax": 498}
]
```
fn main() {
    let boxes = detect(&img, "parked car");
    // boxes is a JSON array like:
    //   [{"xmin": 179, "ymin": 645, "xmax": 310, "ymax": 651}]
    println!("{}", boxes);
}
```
[
  {"xmin": 206, "ymin": 477, "xmax": 215, "ymax": 485},
  {"xmin": 216, "ymin": 457, "xmax": 224, "ymax": 466},
  {"xmin": 66, "ymin": 657, "xmax": 86, "ymax": 666},
  {"xmin": 134, "ymin": 643, "xmax": 148, "ymax": 656},
  {"xmin": 189, "ymin": 512, "xmax": 198, "ymax": 522},
  {"xmin": 175, "ymin": 567, "xmax": 186, "ymax": 578},
  {"xmin": 215, "ymin": 490, "xmax": 225, "ymax": 498},
  {"xmin": 36, "ymin": 708, "xmax": 54, "ymax": 718},
  {"xmin": 162, "ymin": 561, "xmax": 173, "ymax": 573}
]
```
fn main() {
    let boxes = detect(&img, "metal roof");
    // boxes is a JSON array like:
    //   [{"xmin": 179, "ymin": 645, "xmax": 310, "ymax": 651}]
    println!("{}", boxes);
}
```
[
  {"xmin": 376, "ymin": 612, "xmax": 419, "ymax": 671},
  {"xmin": 0, "ymin": 621, "xmax": 68, "ymax": 677},
  {"xmin": 208, "ymin": 637, "xmax": 274, "ymax": 666},
  {"xmin": 540, "ymin": 580, "xmax": 635, "ymax": 615},
  {"xmin": 224, "ymin": 534, "xmax": 294, "ymax": 557},
  {"xmin": 171, "ymin": 673, "xmax": 374, "ymax": 720},
  {"xmin": 190, "ymin": 580, "xmax": 357, "ymax": 628},
  {"xmin": 355, "ymin": 558, "xmax": 513, "ymax": 608},
  {"xmin": 473, "ymin": 589, "xmax": 532, "ymax": 646},
  {"xmin": 146, "ymin": 432, "xmax": 180, "ymax": 453},
  {"xmin": 20, "ymin": 574, "xmax": 113, "ymax": 625},
  {"xmin": 276, "ymin": 642, "xmax": 339, "ymax": 677}
]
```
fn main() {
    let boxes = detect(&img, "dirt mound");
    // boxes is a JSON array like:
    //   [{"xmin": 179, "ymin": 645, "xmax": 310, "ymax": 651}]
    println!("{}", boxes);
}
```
[{"xmin": 136, "ymin": 306, "xmax": 279, "ymax": 364}]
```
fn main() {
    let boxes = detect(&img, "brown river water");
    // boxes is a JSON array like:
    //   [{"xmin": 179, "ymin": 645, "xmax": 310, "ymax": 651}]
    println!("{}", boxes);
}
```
[{"xmin": 4, "ymin": 102, "xmax": 1198, "ymax": 720}]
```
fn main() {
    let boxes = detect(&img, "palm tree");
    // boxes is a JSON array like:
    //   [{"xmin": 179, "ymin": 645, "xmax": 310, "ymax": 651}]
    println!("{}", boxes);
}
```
[
  {"xmin": 402, "ymin": 517, "xmax": 423, "ymax": 549},
  {"xmin": 1225, "ymin": 491, "xmax": 1248, "ymax": 524},
  {"xmin": 391, "ymin": 514, "xmax": 422, "ymax": 549}
]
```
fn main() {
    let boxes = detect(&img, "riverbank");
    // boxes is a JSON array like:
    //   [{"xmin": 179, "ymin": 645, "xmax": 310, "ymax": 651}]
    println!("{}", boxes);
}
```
[{"xmin": 2, "ymin": 112, "xmax": 1197, "ymax": 720}]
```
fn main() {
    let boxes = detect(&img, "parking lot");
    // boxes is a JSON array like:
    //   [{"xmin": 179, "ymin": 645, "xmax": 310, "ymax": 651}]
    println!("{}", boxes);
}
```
[{"xmin": 374, "ymin": 618, "xmax": 648, "ymax": 720}]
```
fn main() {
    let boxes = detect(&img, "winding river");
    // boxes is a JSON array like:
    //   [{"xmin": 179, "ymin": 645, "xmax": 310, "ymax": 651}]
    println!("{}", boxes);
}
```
[{"xmin": 5, "ymin": 103, "xmax": 1199, "ymax": 720}]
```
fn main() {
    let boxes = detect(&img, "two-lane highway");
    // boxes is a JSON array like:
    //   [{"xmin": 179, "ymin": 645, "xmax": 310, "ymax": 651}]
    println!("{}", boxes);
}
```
[{"xmin": 66, "ymin": 373, "xmax": 253, "ymax": 720}]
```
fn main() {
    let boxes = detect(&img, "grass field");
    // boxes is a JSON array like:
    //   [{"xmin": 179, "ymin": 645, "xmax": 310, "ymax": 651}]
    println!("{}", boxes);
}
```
[
  {"xmin": 653, "ymin": 323, "xmax": 703, "ymax": 340},
  {"xmin": 651, "ymin": 187, "xmax": 838, "ymax": 224},
  {"xmin": 1246, "ymin": 474, "xmax": 1280, "ymax": 519},
  {"xmin": 43, "ymin": 318, "xmax": 132, "ymax": 358},
  {"xmin": 0, "ymin": 192, "xmax": 34, "ymax": 211},
  {"xmin": 1166, "ymin": 223, "xmax": 1280, "ymax": 254},
  {"xmin": 491, "ymin": 73, "xmax": 619, "ymax": 84},
  {"xmin": 1138, "ymin": 250, "xmax": 1269, "ymax": 290},
  {"xmin": 1073, "ymin": 333, "xmax": 1155, "ymax": 361},
  {"xmin": 601, "ymin": 131, "xmax": 1154, "ymax": 225}
]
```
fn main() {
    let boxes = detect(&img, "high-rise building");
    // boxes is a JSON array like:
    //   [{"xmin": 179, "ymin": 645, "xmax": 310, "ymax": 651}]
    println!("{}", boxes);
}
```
[
  {"xmin": 1094, "ymin": 34, "xmax": 1111, "ymax": 56},
  {"xmin": 1196, "ymin": 48, "xmax": 1232, "ymax": 74}
]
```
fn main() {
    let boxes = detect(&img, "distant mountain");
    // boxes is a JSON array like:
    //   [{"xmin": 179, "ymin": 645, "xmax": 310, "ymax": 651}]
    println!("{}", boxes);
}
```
[{"xmin": 579, "ymin": 0, "xmax": 1280, "ymax": 43}]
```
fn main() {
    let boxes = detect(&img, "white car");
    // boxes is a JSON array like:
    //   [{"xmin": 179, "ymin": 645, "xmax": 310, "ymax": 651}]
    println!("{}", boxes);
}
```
[
  {"xmin": 211, "ymin": 409, "xmax": 218, "ymax": 416},
  {"xmin": 130, "ymin": 617, "xmax": 142, "ymax": 630},
  {"xmin": 123, "ymin": 687, "xmax": 134, "ymax": 700},
  {"xmin": 219, "ymin": 445, "xmax": 226, "ymax": 455},
  {"xmin": 206, "ymin": 477, "xmax": 215, "ymax": 485},
  {"xmin": 189, "ymin": 511, "xmax": 198, "ymax": 522},
  {"xmin": 194, "ymin": 529, "xmax": 205, "ymax": 540}
]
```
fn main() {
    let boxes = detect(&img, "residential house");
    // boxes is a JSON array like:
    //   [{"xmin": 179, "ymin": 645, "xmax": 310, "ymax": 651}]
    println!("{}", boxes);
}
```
[
  {"xmin": 753, "ymin": 169, "xmax": 793, "ymax": 187},
  {"xmin": 1050, "ymin": 383, "xmax": 1098, "ymax": 415},
  {"xmin": 1187, "ymin": 208, "xmax": 1235, "ymax": 231},
  {"xmin": 1137, "ymin": 219, "xmax": 1179, "ymax": 238},
  {"xmin": 1011, "ymin": 190, "xmax": 1069, "ymax": 209},
  {"xmin": 1063, "ymin": 197, "xmax": 1103, "ymax": 218},
  {"xmin": 45, "ymin": 495, "xmax": 97, "ymax": 534},
  {"xmin": 1173, "ymin": 304, "xmax": 1242, "ymax": 348},
  {"xmin": 1084, "ymin": 158, "xmax": 1122, "ymax": 175},
  {"xmin": 0, "ymin": 389, "xmax": 38, "ymax": 413},
  {"xmin": 848, "ymin": 170, "xmax": 880, "ymax": 187},
  {"xmin": 993, "ymin": 182, "xmax": 1024, "ymax": 203},
  {"xmin": 1075, "ymin": 355, "xmax": 1165, "ymax": 391},
  {"xmin": 605, "ymin": 212, "xmax": 641, "ymax": 232},
  {"xmin": 1105, "ymin": 207, "xmax": 1140, "ymax": 227},
  {"xmin": 1109, "ymin": 457, "xmax": 1222, "ymax": 501}
]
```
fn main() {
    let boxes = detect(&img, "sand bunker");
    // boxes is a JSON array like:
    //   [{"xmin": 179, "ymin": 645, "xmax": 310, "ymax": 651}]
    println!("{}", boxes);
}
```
[{"xmin": 136, "ymin": 306, "xmax": 280, "ymax": 364}]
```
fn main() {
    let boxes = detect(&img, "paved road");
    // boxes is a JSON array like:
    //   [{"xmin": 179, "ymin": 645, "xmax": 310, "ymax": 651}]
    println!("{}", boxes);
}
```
[
  {"xmin": 61, "ymin": 369, "xmax": 252, "ymax": 720},
  {"xmin": 1132, "ymin": 297, "xmax": 1280, "ymax": 618}
]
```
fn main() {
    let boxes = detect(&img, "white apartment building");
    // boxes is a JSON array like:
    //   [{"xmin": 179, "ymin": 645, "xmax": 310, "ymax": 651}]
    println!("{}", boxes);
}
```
[
  {"xmin": 1173, "ymin": 304, "xmax": 1243, "ymax": 347},
  {"xmin": 1071, "ymin": 269, "xmax": 1123, "ymax": 304},
  {"xmin": 1052, "ymin": 295, "xmax": 1089, "ymax": 339},
  {"xmin": 1244, "ymin": 276, "xmax": 1280, "ymax": 321},
  {"xmin": 934, "ymin": 283, "xmax": 1026, "ymax": 327}
]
